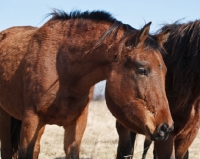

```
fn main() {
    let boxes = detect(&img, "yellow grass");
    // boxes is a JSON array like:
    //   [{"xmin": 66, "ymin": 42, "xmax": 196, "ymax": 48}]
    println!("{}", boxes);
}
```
[
  {"xmin": 38, "ymin": 100, "xmax": 200, "ymax": 159},
  {"xmin": 8, "ymin": 100, "xmax": 199, "ymax": 159}
]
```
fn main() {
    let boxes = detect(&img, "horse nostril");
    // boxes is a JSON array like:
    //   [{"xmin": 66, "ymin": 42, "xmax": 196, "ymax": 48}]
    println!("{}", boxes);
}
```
[
  {"xmin": 157, "ymin": 123, "xmax": 169, "ymax": 137},
  {"xmin": 160, "ymin": 123, "xmax": 169, "ymax": 133}
]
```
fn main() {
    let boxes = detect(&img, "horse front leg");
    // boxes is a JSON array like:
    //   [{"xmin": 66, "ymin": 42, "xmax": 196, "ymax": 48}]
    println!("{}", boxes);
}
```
[
  {"xmin": 154, "ymin": 133, "xmax": 175, "ymax": 159},
  {"xmin": 64, "ymin": 105, "xmax": 88, "ymax": 159},
  {"xmin": 34, "ymin": 126, "xmax": 45, "ymax": 159},
  {"xmin": 174, "ymin": 127, "xmax": 198, "ymax": 159},
  {"xmin": 18, "ymin": 111, "xmax": 44, "ymax": 159},
  {"xmin": 116, "ymin": 120, "xmax": 136, "ymax": 159},
  {"xmin": 0, "ymin": 107, "xmax": 12, "ymax": 159}
]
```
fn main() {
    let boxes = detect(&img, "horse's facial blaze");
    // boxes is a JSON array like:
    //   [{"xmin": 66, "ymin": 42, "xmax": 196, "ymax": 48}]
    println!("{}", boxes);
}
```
[{"xmin": 106, "ymin": 48, "xmax": 174, "ymax": 141}]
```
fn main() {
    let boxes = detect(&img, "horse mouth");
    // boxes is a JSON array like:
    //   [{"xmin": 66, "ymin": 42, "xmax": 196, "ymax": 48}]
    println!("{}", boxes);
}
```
[{"xmin": 150, "ymin": 133, "xmax": 169, "ymax": 141}]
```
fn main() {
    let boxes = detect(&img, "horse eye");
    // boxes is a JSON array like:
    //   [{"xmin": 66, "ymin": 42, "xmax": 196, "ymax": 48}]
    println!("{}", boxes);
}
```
[{"xmin": 138, "ymin": 68, "xmax": 148, "ymax": 76}]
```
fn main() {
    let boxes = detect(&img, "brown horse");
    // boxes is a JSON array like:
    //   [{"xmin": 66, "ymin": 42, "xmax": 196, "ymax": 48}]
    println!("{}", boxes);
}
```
[
  {"xmin": 115, "ymin": 20, "xmax": 200, "ymax": 159},
  {"xmin": 0, "ymin": 10, "xmax": 173, "ymax": 159}
]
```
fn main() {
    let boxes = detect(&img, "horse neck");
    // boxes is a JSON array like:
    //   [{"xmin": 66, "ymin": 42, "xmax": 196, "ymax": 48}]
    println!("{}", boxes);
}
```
[{"xmin": 51, "ymin": 20, "xmax": 126, "ymax": 96}]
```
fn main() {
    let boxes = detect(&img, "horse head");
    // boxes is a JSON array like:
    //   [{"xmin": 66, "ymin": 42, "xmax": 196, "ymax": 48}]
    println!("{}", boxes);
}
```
[{"xmin": 106, "ymin": 22, "xmax": 174, "ymax": 141}]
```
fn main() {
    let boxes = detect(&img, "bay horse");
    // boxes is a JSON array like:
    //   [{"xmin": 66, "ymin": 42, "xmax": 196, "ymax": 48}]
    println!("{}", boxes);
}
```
[
  {"xmin": 0, "ymin": 10, "xmax": 173, "ymax": 159},
  {"xmin": 115, "ymin": 20, "xmax": 200, "ymax": 159}
]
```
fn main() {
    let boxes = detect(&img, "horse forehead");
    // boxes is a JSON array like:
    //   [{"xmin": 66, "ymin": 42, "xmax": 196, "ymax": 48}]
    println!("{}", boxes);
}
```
[{"xmin": 132, "ymin": 49, "xmax": 163, "ymax": 63}]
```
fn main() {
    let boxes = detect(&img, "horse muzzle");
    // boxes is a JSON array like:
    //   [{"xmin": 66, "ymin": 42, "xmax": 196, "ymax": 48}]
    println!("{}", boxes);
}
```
[{"xmin": 147, "ymin": 123, "xmax": 174, "ymax": 141}]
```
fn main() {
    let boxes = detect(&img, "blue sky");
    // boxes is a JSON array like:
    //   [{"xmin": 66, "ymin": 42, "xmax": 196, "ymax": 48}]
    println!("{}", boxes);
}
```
[
  {"xmin": 1, "ymin": 0, "xmax": 200, "ymax": 95},
  {"xmin": 1, "ymin": 0, "xmax": 200, "ymax": 33}
]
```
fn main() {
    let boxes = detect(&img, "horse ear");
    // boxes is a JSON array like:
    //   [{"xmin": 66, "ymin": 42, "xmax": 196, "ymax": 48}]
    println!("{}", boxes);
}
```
[
  {"xmin": 136, "ymin": 22, "xmax": 151, "ymax": 47},
  {"xmin": 156, "ymin": 28, "xmax": 171, "ymax": 45},
  {"xmin": 125, "ymin": 22, "xmax": 151, "ymax": 48}
]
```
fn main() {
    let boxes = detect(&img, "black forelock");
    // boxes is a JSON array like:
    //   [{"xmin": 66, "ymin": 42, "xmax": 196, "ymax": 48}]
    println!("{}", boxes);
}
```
[{"xmin": 143, "ymin": 35, "xmax": 166, "ymax": 55}]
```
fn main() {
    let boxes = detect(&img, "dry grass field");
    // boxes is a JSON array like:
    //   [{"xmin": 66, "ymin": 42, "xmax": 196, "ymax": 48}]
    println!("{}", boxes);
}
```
[
  {"xmin": 1, "ymin": 100, "xmax": 198, "ymax": 159},
  {"xmin": 37, "ymin": 100, "xmax": 200, "ymax": 159}
]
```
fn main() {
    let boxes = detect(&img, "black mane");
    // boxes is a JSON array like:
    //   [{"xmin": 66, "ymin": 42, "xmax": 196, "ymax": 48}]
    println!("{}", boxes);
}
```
[
  {"xmin": 159, "ymin": 20, "xmax": 200, "ymax": 112},
  {"xmin": 48, "ymin": 9, "xmax": 116, "ymax": 23},
  {"xmin": 160, "ymin": 20, "xmax": 200, "ymax": 57},
  {"xmin": 47, "ymin": 10, "xmax": 164, "ymax": 55}
]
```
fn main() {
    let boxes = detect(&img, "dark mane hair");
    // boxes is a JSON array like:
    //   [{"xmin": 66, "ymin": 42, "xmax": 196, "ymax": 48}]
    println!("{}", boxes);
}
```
[
  {"xmin": 47, "ymin": 10, "xmax": 164, "ymax": 56},
  {"xmin": 46, "ymin": 9, "xmax": 125, "ymax": 55},
  {"xmin": 48, "ymin": 9, "xmax": 116, "ymax": 23},
  {"xmin": 159, "ymin": 20, "xmax": 200, "ymax": 112}
]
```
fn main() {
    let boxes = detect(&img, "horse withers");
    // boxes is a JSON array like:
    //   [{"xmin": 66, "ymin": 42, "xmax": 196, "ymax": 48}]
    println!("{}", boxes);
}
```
[{"xmin": 0, "ymin": 10, "xmax": 173, "ymax": 158}]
